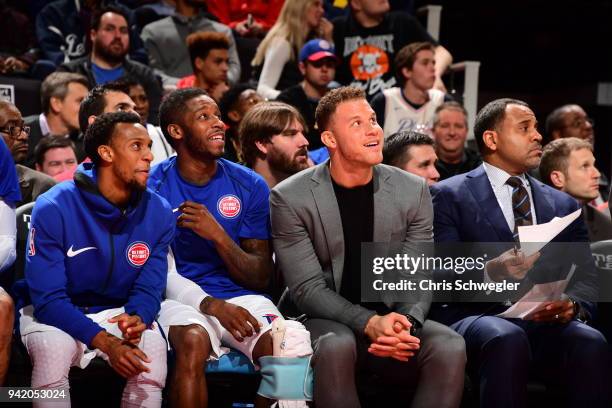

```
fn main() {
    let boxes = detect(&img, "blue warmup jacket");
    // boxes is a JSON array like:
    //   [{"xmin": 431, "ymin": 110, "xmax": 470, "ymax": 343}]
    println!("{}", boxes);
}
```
[{"xmin": 20, "ymin": 163, "xmax": 175, "ymax": 347}]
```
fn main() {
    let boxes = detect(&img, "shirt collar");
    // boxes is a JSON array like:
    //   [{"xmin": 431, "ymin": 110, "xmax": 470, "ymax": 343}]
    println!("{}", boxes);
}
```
[
  {"xmin": 482, "ymin": 162, "xmax": 530, "ymax": 190},
  {"xmin": 39, "ymin": 113, "xmax": 50, "ymax": 136}
]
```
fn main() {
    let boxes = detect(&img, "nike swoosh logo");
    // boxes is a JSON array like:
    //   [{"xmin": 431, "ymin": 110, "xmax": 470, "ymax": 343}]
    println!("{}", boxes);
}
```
[{"xmin": 67, "ymin": 246, "xmax": 97, "ymax": 257}]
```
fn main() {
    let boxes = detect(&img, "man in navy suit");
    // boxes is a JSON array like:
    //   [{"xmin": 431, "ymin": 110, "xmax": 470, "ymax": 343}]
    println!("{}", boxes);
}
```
[{"xmin": 430, "ymin": 98, "xmax": 608, "ymax": 407}]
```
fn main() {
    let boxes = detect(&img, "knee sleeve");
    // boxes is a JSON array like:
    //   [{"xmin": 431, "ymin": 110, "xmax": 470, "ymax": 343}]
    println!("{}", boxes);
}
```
[
  {"xmin": 258, "ymin": 319, "xmax": 314, "ymax": 401},
  {"xmin": 25, "ymin": 331, "xmax": 78, "ymax": 389},
  {"xmin": 122, "ymin": 329, "xmax": 167, "ymax": 408}
]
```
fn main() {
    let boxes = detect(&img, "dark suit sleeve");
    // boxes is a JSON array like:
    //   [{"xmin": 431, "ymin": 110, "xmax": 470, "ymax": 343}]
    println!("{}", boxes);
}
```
[
  {"xmin": 562, "ymin": 202, "xmax": 598, "ymax": 319},
  {"xmin": 392, "ymin": 178, "xmax": 434, "ymax": 324},
  {"xmin": 431, "ymin": 184, "xmax": 462, "ymax": 242},
  {"xmin": 270, "ymin": 188, "xmax": 376, "ymax": 333}
]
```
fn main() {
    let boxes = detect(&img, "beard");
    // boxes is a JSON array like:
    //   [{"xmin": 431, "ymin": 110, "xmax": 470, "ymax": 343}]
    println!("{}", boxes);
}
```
[
  {"xmin": 94, "ymin": 39, "xmax": 128, "ymax": 65},
  {"xmin": 184, "ymin": 127, "xmax": 224, "ymax": 161},
  {"xmin": 267, "ymin": 146, "xmax": 309, "ymax": 175}
]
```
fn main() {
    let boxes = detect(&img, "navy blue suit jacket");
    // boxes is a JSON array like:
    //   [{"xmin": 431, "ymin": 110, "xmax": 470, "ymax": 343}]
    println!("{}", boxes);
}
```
[{"xmin": 430, "ymin": 165, "xmax": 597, "ymax": 324}]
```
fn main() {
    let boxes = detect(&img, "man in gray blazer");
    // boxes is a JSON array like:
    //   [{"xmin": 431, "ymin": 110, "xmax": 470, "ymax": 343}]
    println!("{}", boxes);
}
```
[{"xmin": 270, "ymin": 87, "xmax": 465, "ymax": 408}]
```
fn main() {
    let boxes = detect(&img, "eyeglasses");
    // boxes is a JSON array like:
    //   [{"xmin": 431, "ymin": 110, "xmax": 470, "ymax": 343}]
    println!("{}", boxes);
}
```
[
  {"xmin": 0, "ymin": 123, "xmax": 30, "ymax": 138},
  {"xmin": 563, "ymin": 117, "xmax": 594, "ymax": 129}
]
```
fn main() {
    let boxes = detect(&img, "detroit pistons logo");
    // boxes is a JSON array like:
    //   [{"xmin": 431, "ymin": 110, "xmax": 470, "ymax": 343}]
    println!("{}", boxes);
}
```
[
  {"xmin": 217, "ymin": 195, "xmax": 241, "ymax": 219},
  {"xmin": 126, "ymin": 242, "xmax": 150, "ymax": 267}
]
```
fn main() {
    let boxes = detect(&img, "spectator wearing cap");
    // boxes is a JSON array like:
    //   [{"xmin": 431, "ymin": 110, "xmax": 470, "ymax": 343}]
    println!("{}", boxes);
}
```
[{"xmin": 276, "ymin": 39, "xmax": 337, "ymax": 150}]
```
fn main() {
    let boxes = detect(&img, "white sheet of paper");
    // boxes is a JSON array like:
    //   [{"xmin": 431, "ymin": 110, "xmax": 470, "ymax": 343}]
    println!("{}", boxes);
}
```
[
  {"xmin": 517, "ymin": 208, "xmax": 582, "ymax": 256},
  {"xmin": 496, "ymin": 265, "xmax": 575, "ymax": 319}
]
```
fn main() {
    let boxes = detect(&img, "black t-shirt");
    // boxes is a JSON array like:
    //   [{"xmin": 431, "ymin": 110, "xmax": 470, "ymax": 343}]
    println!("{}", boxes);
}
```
[
  {"xmin": 435, "ymin": 147, "xmax": 483, "ymax": 181},
  {"xmin": 276, "ymin": 84, "xmax": 323, "ymax": 150},
  {"xmin": 332, "ymin": 177, "xmax": 374, "ymax": 305},
  {"xmin": 332, "ymin": 11, "xmax": 437, "ymax": 99}
]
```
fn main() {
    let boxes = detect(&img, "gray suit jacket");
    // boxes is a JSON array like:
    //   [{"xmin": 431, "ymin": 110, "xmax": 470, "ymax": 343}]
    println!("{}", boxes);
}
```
[{"xmin": 270, "ymin": 162, "xmax": 433, "ymax": 333}]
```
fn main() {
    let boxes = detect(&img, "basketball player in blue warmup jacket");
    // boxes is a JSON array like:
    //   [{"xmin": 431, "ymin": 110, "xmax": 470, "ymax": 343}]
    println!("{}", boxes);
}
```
[
  {"xmin": 18, "ymin": 112, "xmax": 174, "ymax": 408},
  {"xmin": 149, "ymin": 88, "xmax": 286, "ymax": 407}
]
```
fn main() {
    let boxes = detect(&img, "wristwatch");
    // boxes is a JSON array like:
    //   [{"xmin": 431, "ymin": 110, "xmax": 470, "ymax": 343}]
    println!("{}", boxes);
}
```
[
  {"xmin": 569, "ymin": 297, "xmax": 587, "ymax": 323},
  {"xmin": 405, "ymin": 314, "xmax": 422, "ymax": 337}
]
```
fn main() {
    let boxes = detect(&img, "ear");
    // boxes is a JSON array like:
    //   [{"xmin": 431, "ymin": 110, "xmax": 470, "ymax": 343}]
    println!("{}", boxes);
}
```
[
  {"xmin": 167, "ymin": 124, "xmax": 184, "ymax": 143},
  {"xmin": 97, "ymin": 145, "xmax": 113, "ymax": 163},
  {"xmin": 35, "ymin": 163, "xmax": 42, "ymax": 171},
  {"xmin": 254, "ymin": 140, "xmax": 268, "ymax": 155},
  {"xmin": 227, "ymin": 110, "xmax": 240, "ymax": 123},
  {"xmin": 321, "ymin": 130, "xmax": 336, "ymax": 149},
  {"xmin": 482, "ymin": 130, "xmax": 498, "ymax": 152},
  {"xmin": 401, "ymin": 66, "xmax": 412, "ymax": 82},
  {"xmin": 549, "ymin": 170, "xmax": 566, "ymax": 190},
  {"xmin": 349, "ymin": 0, "xmax": 361, "ymax": 12},
  {"xmin": 49, "ymin": 96, "xmax": 63, "ymax": 114},
  {"xmin": 298, "ymin": 62, "xmax": 306, "ymax": 76},
  {"xmin": 194, "ymin": 57, "xmax": 204, "ymax": 73},
  {"xmin": 89, "ymin": 28, "xmax": 96, "ymax": 43}
]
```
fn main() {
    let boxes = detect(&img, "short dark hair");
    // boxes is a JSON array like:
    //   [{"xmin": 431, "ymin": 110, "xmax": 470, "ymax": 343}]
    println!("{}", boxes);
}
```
[
  {"xmin": 218, "ymin": 83, "xmax": 256, "ymax": 126},
  {"xmin": 159, "ymin": 88, "xmax": 209, "ymax": 147},
  {"xmin": 394, "ymin": 42, "xmax": 436, "ymax": 86},
  {"xmin": 40, "ymin": 72, "xmax": 89, "ymax": 115},
  {"xmin": 34, "ymin": 136, "xmax": 77, "ymax": 167},
  {"xmin": 186, "ymin": 31, "xmax": 230, "ymax": 70},
  {"xmin": 383, "ymin": 130, "xmax": 434, "ymax": 167},
  {"xmin": 84, "ymin": 111, "xmax": 141, "ymax": 165},
  {"xmin": 473, "ymin": 98, "xmax": 530, "ymax": 154},
  {"xmin": 91, "ymin": 5, "xmax": 130, "ymax": 31},
  {"xmin": 316, "ymin": 86, "xmax": 365, "ymax": 132},
  {"xmin": 239, "ymin": 101, "xmax": 306, "ymax": 167},
  {"xmin": 540, "ymin": 137, "xmax": 593, "ymax": 187},
  {"xmin": 79, "ymin": 81, "xmax": 132, "ymax": 132}
]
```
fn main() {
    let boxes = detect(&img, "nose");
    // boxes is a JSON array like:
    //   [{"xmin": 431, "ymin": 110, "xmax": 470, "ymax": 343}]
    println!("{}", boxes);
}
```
[
  {"xmin": 214, "ymin": 115, "xmax": 225, "ymax": 129},
  {"xmin": 429, "ymin": 166, "xmax": 440, "ymax": 184},
  {"xmin": 17, "ymin": 130, "xmax": 28, "ymax": 141},
  {"xmin": 143, "ymin": 146, "xmax": 153, "ymax": 163},
  {"xmin": 533, "ymin": 128, "xmax": 543, "ymax": 143},
  {"xmin": 298, "ymin": 131, "xmax": 309, "ymax": 148},
  {"xmin": 593, "ymin": 166, "xmax": 601, "ymax": 179}
]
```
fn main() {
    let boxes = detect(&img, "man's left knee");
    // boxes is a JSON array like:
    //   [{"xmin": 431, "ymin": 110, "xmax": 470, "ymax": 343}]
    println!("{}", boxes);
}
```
[
  {"xmin": 420, "ymin": 322, "xmax": 466, "ymax": 363},
  {"xmin": 568, "ymin": 324, "xmax": 608, "ymax": 358}
]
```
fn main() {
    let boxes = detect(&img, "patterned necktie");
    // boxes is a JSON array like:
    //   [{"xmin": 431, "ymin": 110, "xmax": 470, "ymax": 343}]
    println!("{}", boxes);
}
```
[{"xmin": 506, "ymin": 176, "xmax": 533, "ymax": 241}]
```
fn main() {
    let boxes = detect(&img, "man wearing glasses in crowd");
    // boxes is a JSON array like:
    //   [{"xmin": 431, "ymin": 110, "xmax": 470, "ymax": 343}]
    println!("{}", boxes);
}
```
[{"xmin": 0, "ymin": 102, "xmax": 55, "ymax": 206}]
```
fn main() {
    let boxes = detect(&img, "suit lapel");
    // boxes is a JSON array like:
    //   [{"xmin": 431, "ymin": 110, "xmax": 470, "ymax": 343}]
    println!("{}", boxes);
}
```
[
  {"xmin": 373, "ymin": 166, "xmax": 393, "ymax": 242},
  {"xmin": 311, "ymin": 164, "xmax": 345, "ymax": 291},
  {"xmin": 465, "ymin": 166, "xmax": 514, "ymax": 241},
  {"xmin": 529, "ymin": 176, "xmax": 555, "ymax": 224}
]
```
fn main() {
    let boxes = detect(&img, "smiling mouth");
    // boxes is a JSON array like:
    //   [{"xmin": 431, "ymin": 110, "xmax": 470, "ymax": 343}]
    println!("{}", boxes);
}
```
[
  {"xmin": 364, "ymin": 141, "xmax": 380, "ymax": 148},
  {"xmin": 209, "ymin": 134, "xmax": 225, "ymax": 142}
]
